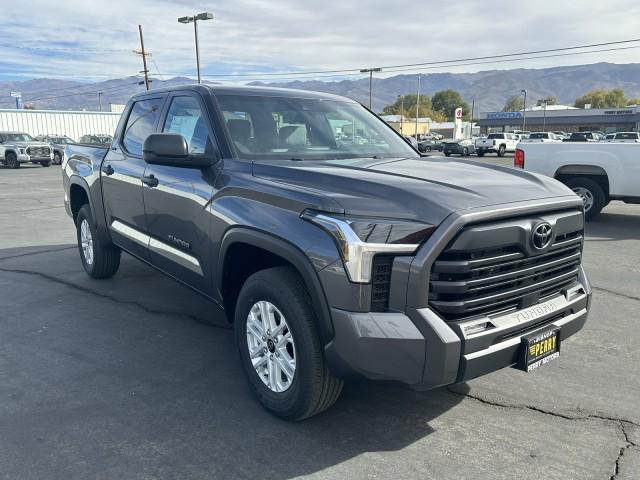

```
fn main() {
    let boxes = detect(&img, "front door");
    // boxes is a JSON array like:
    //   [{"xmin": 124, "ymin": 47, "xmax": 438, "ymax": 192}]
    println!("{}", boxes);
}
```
[
  {"xmin": 142, "ymin": 93, "xmax": 218, "ymax": 293},
  {"xmin": 101, "ymin": 96, "xmax": 165, "ymax": 258}
]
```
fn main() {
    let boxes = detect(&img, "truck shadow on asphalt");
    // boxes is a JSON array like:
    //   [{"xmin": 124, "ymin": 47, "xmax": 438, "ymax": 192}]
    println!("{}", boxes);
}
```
[
  {"xmin": 0, "ymin": 245, "xmax": 467, "ymax": 479},
  {"xmin": 584, "ymin": 209, "xmax": 640, "ymax": 242}
]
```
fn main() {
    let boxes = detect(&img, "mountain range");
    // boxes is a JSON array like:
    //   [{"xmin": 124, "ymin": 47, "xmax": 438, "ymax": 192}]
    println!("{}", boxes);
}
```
[{"xmin": 2, "ymin": 62, "xmax": 640, "ymax": 114}]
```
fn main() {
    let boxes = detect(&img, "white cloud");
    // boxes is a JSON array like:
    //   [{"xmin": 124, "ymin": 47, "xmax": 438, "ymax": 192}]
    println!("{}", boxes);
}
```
[{"xmin": 1, "ymin": 0, "xmax": 640, "ymax": 81}]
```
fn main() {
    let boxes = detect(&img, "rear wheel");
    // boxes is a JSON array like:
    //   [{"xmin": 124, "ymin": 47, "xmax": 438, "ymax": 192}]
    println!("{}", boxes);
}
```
[
  {"xmin": 444, "ymin": 152, "xmax": 451, "ymax": 157},
  {"xmin": 463, "ymin": 147, "xmax": 469, "ymax": 156},
  {"xmin": 235, "ymin": 266, "xmax": 343, "ymax": 420},
  {"xmin": 5, "ymin": 152, "xmax": 19, "ymax": 169},
  {"xmin": 565, "ymin": 177, "xmax": 606, "ymax": 221},
  {"xmin": 76, "ymin": 204, "xmax": 121, "ymax": 278},
  {"xmin": 477, "ymin": 150, "xmax": 485, "ymax": 157},
  {"xmin": 40, "ymin": 160, "xmax": 51, "ymax": 167},
  {"xmin": 497, "ymin": 145, "xmax": 506, "ymax": 157}
]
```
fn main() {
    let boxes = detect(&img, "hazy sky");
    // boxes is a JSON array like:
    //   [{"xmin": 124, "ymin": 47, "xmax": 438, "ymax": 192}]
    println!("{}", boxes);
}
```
[{"xmin": 2, "ymin": 0, "xmax": 640, "ymax": 82}]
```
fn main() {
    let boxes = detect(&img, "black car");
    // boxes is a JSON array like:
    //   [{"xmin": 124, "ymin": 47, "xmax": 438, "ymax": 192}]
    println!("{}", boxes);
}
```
[
  {"xmin": 418, "ymin": 139, "xmax": 443, "ymax": 152},
  {"xmin": 36, "ymin": 135, "xmax": 75, "ymax": 165},
  {"xmin": 442, "ymin": 138, "xmax": 475, "ymax": 156}
]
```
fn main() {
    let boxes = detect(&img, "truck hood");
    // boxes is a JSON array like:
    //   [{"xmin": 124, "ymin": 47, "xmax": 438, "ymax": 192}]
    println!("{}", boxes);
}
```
[
  {"xmin": 6, "ymin": 141, "xmax": 51, "ymax": 148},
  {"xmin": 253, "ymin": 157, "xmax": 575, "ymax": 225}
]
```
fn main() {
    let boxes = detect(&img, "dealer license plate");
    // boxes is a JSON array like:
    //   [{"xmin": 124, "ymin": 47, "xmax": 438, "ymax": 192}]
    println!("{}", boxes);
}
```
[{"xmin": 519, "ymin": 326, "xmax": 561, "ymax": 372}]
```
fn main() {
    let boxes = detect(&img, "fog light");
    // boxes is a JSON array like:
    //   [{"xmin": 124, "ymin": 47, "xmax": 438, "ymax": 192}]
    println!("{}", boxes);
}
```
[{"xmin": 464, "ymin": 321, "xmax": 493, "ymax": 336}]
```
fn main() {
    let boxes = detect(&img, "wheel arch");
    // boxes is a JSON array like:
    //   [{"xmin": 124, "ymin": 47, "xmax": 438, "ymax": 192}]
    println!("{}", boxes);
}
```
[
  {"xmin": 554, "ymin": 164, "xmax": 610, "ymax": 198},
  {"xmin": 218, "ymin": 227, "xmax": 334, "ymax": 346}
]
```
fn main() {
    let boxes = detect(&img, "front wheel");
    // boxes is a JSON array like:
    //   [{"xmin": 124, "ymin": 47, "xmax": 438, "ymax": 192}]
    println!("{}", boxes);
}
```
[
  {"xmin": 235, "ymin": 266, "xmax": 343, "ymax": 420},
  {"xmin": 76, "ymin": 204, "xmax": 121, "ymax": 278},
  {"xmin": 565, "ymin": 177, "xmax": 606, "ymax": 221},
  {"xmin": 40, "ymin": 160, "xmax": 51, "ymax": 167},
  {"xmin": 53, "ymin": 153, "xmax": 62, "ymax": 165},
  {"xmin": 463, "ymin": 147, "xmax": 469, "ymax": 156},
  {"xmin": 425, "ymin": 145, "xmax": 432, "ymax": 152},
  {"xmin": 477, "ymin": 150, "xmax": 485, "ymax": 157},
  {"xmin": 5, "ymin": 152, "xmax": 19, "ymax": 169}
]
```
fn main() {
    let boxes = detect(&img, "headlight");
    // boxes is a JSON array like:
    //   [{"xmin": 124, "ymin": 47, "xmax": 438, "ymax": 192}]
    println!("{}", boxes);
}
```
[{"xmin": 302, "ymin": 210, "xmax": 435, "ymax": 283}]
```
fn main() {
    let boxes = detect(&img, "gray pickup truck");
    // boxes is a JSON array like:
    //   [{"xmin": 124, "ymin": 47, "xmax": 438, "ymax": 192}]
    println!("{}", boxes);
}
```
[
  {"xmin": 1, "ymin": 131, "xmax": 54, "ymax": 168},
  {"xmin": 62, "ymin": 85, "xmax": 591, "ymax": 420}
]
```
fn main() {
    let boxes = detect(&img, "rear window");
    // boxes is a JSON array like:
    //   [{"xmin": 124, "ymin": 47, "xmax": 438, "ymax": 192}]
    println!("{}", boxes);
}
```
[
  {"xmin": 122, "ymin": 98, "xmax": 163, "ymax": 156},
  {"xmin": 529, "ymin": 133, "xmax": 548, "ymax": 139},
  {"xmin": 487, "ymin": 133, "xmax": 504, "ymax": 139}
]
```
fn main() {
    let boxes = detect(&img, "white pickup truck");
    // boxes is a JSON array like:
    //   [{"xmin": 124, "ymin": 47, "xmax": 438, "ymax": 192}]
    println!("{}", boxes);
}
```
[
  {"xmin": 475, "ymin": 132, "xmax": 519, "ymax": 157},
  {"xmin": 514, "ymin": 143, "xmax": 640, "ymax": 219}
]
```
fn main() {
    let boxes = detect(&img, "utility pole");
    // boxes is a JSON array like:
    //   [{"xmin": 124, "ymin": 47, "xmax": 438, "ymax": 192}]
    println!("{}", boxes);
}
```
[
  {"xmin": 136, "ymin": 24, "xmax": 150, "ymax": 90},
  {"xmin": 360, "ymin": 67, "xmax": 381, "ymax": 110},
  {"xmin": 470, "ymin": 97, "xmax": 475, "ymax": 139},
  {"xmin": 521, "ymin": 89, "xmax": 527, "ymax": 131},
  {"xmin": 415, "ymin": 74, "xmax": 421, "ymax": 138},
  {"xmin": 400, "ymin": 95, "xmax": 404, "ymax": 134},
  {"xmin": 98, "ymin": 92, "xmax": 103, "ymax": 112}
]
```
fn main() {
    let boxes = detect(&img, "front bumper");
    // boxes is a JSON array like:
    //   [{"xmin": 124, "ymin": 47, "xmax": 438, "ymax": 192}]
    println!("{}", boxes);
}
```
[
  {"xmin": 17, "ymin": 153, "xmax": 53, "ymax": 163},
  {"xmin": 325, "ymin": 267, "xmax": 591, "ymax": 389}
]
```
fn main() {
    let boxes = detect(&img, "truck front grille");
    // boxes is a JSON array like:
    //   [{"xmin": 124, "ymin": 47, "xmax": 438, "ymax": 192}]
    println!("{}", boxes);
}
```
[
  {"xmin": 27, "ymin": 146, "xmax": 51, "ymax": 157},
  {"xmin": 429, "ymin": 224, "xmax": 583, "ymax": 320}
]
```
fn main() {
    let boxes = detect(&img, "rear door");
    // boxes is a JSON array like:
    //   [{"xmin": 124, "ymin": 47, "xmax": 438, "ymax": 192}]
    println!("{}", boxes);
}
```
[
  {"xmin": 142, "ymin": 92, "xmax": 219, "ymax": 293},
  {"xmin": 101, "ymin": 95, "xmax": 165, "ymax": 258}
]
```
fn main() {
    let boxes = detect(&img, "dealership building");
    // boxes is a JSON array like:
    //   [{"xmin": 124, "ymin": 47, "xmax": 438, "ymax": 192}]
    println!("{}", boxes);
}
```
[{"xmin": 477, "ymin": 105, "xmax": 640, "ymax": 134}]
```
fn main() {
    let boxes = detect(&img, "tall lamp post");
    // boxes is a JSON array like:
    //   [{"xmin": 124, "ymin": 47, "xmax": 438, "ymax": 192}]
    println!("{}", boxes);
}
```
[
  {"xmin": 521, "ymin": 89, "xmax": 527, "ymax": 132},
  {"xmin": 414, "ymin": 74, "xmax": 422, "ymax": 139},
  {"xmin": 178, "ymin": 12, "xmax": 214, "ymax": 84},
  {"xmin": 360, "ymin": 67, "xmax": 382, "ymax": 110}
]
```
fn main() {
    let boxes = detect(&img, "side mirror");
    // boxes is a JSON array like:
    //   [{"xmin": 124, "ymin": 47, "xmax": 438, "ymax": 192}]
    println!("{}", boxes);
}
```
[{"xmin": 142, "ymin": 133, "xmax": 215, "ymax": 168}]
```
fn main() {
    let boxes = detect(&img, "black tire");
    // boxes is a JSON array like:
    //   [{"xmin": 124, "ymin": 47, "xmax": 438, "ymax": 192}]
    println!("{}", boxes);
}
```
[
  {"xmin": 76, "ymin": 204, "xmax": 121, "ymax": 278},
  {"xmin": 53, "ymin": 153, "xmax": 62, "ymax": 165},
  {"xmin": 565, "ymin": 177, "xmax": 606, "ymax": 221},
  {"xmin": 5, "ymin": 151, "xmax": 19, "ymax": 169},
  {"xmin": 426, "ymin": 145, "xmax": 432, "ymax": 152},
  {"xmin": 444, "ymin": 152, "xmax": 451, "ymax": 157},
  {"xmin": 477, "ymin": 150, "xmax": 485, "ymax": 157},
  {"xmin": 463, "ymin": 147, "xmax": 469, "ymax": 156},
  {"xmin": 40, "ymin": 160, "xmax": 51, "ymax": 167},
  {"xmin": 235, "ymin": 266, "xmax": 343, "ymax": 420},
  {"xmin": 497, "ymin": 145, "xmax": 506, "ymax": 157}
]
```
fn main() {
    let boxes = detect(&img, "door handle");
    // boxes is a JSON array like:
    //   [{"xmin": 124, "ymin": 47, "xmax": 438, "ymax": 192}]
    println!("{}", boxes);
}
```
[
  {"xmin": 141, "ymin": 174, "xmax": 159, "ymax": 188},
  {"xmin": 102, "ymin": 164, "xmax": 114, "ymax": 176}
]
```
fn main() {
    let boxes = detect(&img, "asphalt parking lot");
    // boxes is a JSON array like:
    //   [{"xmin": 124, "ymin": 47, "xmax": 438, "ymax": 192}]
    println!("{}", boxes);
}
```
[{"xmin": 1, "ymin": 162, "xmax": 639, "ymax": 480}]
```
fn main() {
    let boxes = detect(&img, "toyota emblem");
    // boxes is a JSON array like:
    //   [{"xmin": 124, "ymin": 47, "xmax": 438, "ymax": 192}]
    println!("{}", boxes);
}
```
[{"xmin": 532, "ymin": 222, "xmax": 553, "ymax": 250}]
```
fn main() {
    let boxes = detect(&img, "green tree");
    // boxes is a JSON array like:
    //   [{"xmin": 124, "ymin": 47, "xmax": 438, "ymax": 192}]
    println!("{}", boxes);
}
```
[
  {"xmin": 574, "ymin": 88, "xmax": 628, "ymax": 108},
  {"xmin": 431, "ymin": 89, "xmax": 470, "ymax": 121},
  {"xmin": 382, "ymin": 94, "xmax": 432, "ymax": 118},
  {"xmin": 502, "ymin": 95, "xmax": 524, "ymax": 112},
  {"xmin": 627, "ymin": 98, "xmax": 640, "ymax": 106}
]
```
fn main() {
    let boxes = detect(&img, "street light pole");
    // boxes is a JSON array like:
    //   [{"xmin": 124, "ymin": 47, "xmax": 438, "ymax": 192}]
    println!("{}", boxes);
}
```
[
  {"xmin": 415, "ymin": 74, "xmax": 421, "ymax": 138},
  {"xmin": 178, "ymin": 12, "xmax": 214, "ymax": 84},
  {"xmin": 521, "ymin": 89, "xmax": 527, "ymax": 131},
  {"xmin": 360, "ymin": 67, "xmax": 381, "ymax": 110},
  {"xmin": 400, "ymin": 95, "xmax": 404, "ymax": 134}
]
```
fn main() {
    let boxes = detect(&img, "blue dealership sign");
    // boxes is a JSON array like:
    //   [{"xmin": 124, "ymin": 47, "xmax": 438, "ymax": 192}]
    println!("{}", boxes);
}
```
[{"xmin": 486, "ymin": 111, "xmax": 523, "ymax": 119}]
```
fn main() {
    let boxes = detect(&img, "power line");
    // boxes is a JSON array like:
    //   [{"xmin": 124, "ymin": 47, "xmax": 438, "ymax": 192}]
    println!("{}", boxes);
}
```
[{"xmin": 177, "ymin": 37, "xmax": 640, "ymax": 78}]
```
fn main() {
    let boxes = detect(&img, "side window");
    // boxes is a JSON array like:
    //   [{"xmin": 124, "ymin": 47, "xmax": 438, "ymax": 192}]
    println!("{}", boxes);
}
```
[
  {"xmin": 162, "ymin": 96, "xmax": 212, "ymax": 154},
  {"xmin": 122, "ymin": 98, "xmax": 163, "ymax": 156}
]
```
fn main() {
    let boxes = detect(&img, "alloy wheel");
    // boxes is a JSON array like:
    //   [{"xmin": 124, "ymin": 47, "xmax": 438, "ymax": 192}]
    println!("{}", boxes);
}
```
[
  {"xmin": 572, "ymin": 187, "xmax": 594, "ymax": 212},
  {"xmin": 246, "ymin": 300, "xmax": 296, "ymax": 393},
  {"xmin": 80, "ymin": 219, "xmax": 94, "ymax": 265}
]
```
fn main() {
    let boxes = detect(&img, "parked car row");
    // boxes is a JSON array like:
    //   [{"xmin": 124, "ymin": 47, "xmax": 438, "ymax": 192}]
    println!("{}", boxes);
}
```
[{"xmin": 1, "ymin": 131, "xmax": 113, "ymax": 168}]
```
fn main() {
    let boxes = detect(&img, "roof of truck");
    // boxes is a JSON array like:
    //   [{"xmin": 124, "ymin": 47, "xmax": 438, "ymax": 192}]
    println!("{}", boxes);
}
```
[{"xmin": 131, "ymin": 84, "xmax": 358, "ymax": 103}]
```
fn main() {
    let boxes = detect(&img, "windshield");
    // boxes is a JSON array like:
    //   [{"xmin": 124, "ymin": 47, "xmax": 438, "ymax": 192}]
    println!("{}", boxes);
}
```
[
  {"xmin": 529, "ymin": 133, "xmax": 549, "ymax": 139},
  {"xmin": 615, "ymin": 132, "xmax": 639, "ymax": 139},
  {"xmin": 51, "ymin": 136, "xmax": 72, "ymax": 144},
  {"xmin": 4, "ymin": 133, "xmax": 35, "ymax": 142},
  {"xmin": 216, "ymin": 94, "xmax": 418, "ymax": 160}
]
